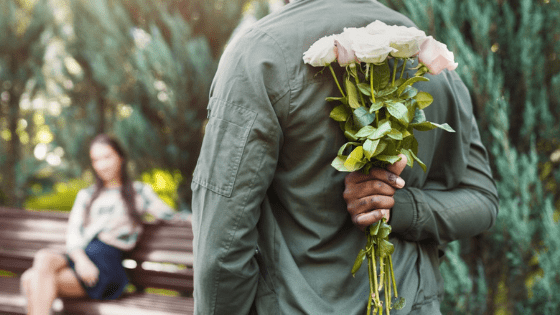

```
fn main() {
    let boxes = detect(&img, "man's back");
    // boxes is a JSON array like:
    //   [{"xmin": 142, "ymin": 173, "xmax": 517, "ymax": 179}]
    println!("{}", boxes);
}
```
[{"xmin": 191, "ymin": 1, "xmax": 498, "ymax": 314}]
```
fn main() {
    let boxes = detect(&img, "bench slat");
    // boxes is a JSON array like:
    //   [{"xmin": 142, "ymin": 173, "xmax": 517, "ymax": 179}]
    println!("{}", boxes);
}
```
[{"xmin": 0, "ymin": 207, "xmax": 194, "ymax": 315}]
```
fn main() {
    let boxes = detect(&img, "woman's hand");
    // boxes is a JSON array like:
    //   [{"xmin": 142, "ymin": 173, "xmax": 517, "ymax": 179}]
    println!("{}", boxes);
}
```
[
  {"xmin": 343, "ymin": 154, "xmax": 408, "ymax": 231},
  {"xmin": 75, "ymin": 256, "xmax": 99, "ymax": 287}
]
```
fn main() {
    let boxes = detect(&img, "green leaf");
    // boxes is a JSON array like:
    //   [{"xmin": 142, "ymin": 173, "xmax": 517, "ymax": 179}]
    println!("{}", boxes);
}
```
[
  {"xmin": 344, "ymin": 146, "xmax": 365, "ymax": 171},
  {"xmin": 330, "ymin": 104, "xmax": 350, "ymax": 122},
  {"xmin": 363, "ymin": 139, "xmax": 380, "ymax": 159},
  {"xmin": 385, "ymin": 101, "xmax": 409, "ymax": 125},
  {"xmin": 393, "ymin": 297, "xmax": 406, "ymax": 310},
  {"xmin": 411, "ymin": 109, "xmax": 426, "ymax": 124},
  {"xmin": 371, "ymin": 62, "xmax": 390, "ymax": 90},
  {"xmin": 434, "ymin": 122, "xmax": 455, "ymax": 132},
  {"xmin": 356, "ymin": 82, "xmax": 371, "ymax": 96},
  {"xmin": 376, "ymin": 86, "xmax": 398, "ymax": 98},
  {"xmin": 400, "ymin": 148, "xmax": 414, "ymax": 168},
  {"xmin": 369, "ymin": 221, "xmax": 381, "ymax": 236},
  {"xmin": 411, "ymin": 121, "xmax": 455, "ymax": 132},
  {"xmin": 397, "ymin": 76, "xmax": 429, "ymax": 96},
  {"xmin": 406, "ymin": 99, "xmax": 418, "ymax": 122},
  {"xmin": 415, "ymin": 92, "xmax": 433, "ymax": 109},
  {"xmin": 346, "ymin": 76, "xmax": 361, "ymax": 109},
  {"xmin": 378, "ymin": 239, "xmax": 395, "ymax": 258},
  {"xmin": 368, "ymin": 120, "xmax": 392, "ymax": 140},
  {"xmin": 351, "ymin": 249, "xmax": 366, "ymax": 276},
  {"xmin": 399, "ymin": 86, "xmax": 418, "ymax": 99},
  {"xmin": 337, "ymin": 142, "xmax": 360, "ymax": 156},
  {"xmin": 375, "ymin": 154, "xmax": 402, "ymax": 164},
  {"xmin": 378, "ymin": 221, "xmax": 392, "ymax": 239},
  {"xmin": 355, "ymin": 126, "xmax": 375, "ymax": 138},
  {"xmin": 369, "ymin": 101, "xmax": 384, "ymax": 113},
  {"xmin": 344, "ymin": 130, "xmax": 358, "ymax": 141},
  {"xmin": 353, "ymin": 107, "xmax": 375, "ymax": 129},
  {"xmin": 409, "ymin": 149, "xmax": 427, "ymax": 172},
  {"xmin": 393, "ymin": 78, "xmax": 406, "ymax": 87},
  {"xmin": 387, "ymin": 128, "xmax": 403, "ymax": 140},
  {"xmin": 332, "ymin": 155, "xmax": 350, "ymax": 172},
  {"xmin": 326, "ymin": 96, "xmax": 348, "ymax": 104},
  {"xmin": 373, "ymin": 139, "xmax": 388, "ymax": 156}
]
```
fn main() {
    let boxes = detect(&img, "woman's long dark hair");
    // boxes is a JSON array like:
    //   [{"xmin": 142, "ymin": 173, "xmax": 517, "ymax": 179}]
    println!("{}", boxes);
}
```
[{"xmin": 83, "ymin": 134, "xmax": 142, "ymax": 227}]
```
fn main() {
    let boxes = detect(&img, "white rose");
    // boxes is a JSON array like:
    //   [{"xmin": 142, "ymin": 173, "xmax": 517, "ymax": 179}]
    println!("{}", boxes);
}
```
[
  {"xmin": 367, "ymin": 21, "xmax": 426, "ymax": 58},
  {"xmin": 365, "ymin": 20, "xmax": 391, "ymax": 35},
  {"xmin": 351, "ymin": 30, "xmax": 396, "ymax": 64},
  {"xmin": 303, "ymin": 35, "xmax": 337, "ymax": 67},
  {"xmin": 387, "ymin": 26, "xmax": 426, "ymax": 58}
]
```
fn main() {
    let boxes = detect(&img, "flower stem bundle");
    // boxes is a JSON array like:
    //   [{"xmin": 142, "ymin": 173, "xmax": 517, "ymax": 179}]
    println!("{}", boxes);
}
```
[{"xmin": 303, "ymin": 20, "xmax": 458, "ymax": 314}]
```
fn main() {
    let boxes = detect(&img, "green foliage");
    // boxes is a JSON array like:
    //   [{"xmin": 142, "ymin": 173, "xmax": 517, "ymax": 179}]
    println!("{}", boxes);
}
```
[
  {"xmin": 140, "ymin": 168, "xmax": 183, "ymax": 210},
  {"xmin": 330, "ymin": 60, "xmax": 453, "ymax": 174},
  {"xmin": 25, "ymin": 168, "xmax": 182, "ymax": 212},
  {"xmin": 24, "ymin": 178, "xmax": 91, "ymax": 211},
  {"xmin": 0, "ymin": 0, "xmax": 259, "ymax": 208},
  {"xmin": 381, "ymin": 0, "xmax": 560, "ymax": 313}
]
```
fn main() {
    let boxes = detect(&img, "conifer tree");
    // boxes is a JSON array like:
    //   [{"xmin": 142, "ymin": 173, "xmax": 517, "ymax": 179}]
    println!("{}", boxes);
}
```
[
  {"xmin": 381, "ymin": 0, "xmax": 560, "ymax": 313},
  {"xmin": 0, "ymin": 0, "xmax": 56, "ymax": 207},
  {"xmin": 54, "ymin": 0, "xmax": 254, "ymax": 208}
]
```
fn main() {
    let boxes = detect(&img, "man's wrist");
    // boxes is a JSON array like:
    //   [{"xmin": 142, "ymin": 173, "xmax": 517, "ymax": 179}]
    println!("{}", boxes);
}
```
[{"xmin": 389, "ymin": 189, "xmax": 415, "ymax": 235}]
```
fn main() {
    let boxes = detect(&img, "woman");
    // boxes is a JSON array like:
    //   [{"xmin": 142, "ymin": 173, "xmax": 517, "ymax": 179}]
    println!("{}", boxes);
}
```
[{"xmin": 20, "ymin": 134, "xmax": 181, "ymax": 315}]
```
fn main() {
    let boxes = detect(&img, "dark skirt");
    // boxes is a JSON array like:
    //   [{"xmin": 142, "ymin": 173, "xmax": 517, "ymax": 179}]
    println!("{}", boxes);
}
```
[{"xmin": 65, "ymin": 238, "xmax": 129, "ymax": 300}]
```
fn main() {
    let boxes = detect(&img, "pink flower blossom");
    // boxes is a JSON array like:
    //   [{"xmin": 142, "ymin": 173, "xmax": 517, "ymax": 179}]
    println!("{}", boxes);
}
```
[{"xmin": 418, "ymin": 36, "xmax": 458, "ymax": 75}]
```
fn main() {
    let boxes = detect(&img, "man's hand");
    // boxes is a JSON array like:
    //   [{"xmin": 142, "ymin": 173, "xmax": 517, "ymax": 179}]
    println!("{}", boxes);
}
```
[{"xmin": 343, "ymin": 154, "xmax": 408, "ymax": 231}]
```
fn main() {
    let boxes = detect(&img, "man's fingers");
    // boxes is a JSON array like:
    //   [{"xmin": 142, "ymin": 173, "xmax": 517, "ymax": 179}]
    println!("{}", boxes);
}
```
[
  {"xmin": 345, "ymin": 156, "xmax": 407, "ymax": 189},
  {"xmin": 346, "ymin": 195, "xmax": 395, "ymax": 217},
  {"xmin": 386, "ymin": 153, "xmax": 408, "ymax": 177},
  {"xmin": 343, "ymin": 179, "xmax": 396, "ymax": 201},
  {"xmin": 353, "ymin": 209, "xmax": 389, "ymax": 231}
]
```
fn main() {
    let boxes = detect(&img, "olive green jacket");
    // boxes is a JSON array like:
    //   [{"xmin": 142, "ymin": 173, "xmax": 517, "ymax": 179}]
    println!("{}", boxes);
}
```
[{"xmin": 191, "ymin": 0, "xmax": 499, "ymax": 314}]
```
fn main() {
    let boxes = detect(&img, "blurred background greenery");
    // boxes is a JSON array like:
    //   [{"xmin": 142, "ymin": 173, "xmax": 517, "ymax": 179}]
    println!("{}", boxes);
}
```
[{"xmin": 0, "ymin": 0, "xmax": 558, "ymax": 314}]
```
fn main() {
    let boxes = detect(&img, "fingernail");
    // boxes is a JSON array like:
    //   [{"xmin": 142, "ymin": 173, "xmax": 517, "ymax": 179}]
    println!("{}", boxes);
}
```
[{"xmin": 396, "ymin": 177, "xmax": 405, "ymax": 187}]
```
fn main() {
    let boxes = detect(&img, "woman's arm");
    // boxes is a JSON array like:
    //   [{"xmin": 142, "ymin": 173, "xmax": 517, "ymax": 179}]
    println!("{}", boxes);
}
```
[{"xmin": 137, "ymin": 183, "xmax": 177, "ymax": 221}]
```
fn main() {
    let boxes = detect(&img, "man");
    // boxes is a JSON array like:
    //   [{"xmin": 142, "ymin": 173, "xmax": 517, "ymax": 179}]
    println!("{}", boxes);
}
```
[{"xmin": 191, "ymin": 0, "xmax": 499, "ymax": 314}]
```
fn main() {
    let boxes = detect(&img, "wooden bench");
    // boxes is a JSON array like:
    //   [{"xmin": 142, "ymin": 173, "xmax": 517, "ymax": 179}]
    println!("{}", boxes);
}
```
[{"xmin": 0, "ymin": 206, "xmax": 194, "ymax": 315}]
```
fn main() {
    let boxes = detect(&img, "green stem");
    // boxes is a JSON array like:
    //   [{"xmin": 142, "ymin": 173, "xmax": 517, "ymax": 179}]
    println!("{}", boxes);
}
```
[
  {"xmin": 389, "ymin": 255, "xmax": 397, "ymax": 298},
  {"xmin": 366, "ymin": 234, "xmax": 373, "ymax": 315},
  {"xmin": 399, "ymin": 58, "xmax": 407, "ymax": 79},
  {"xmin": 386, "ymin": 260, "xmax": 392, "ymax": 306},
  {"xmin": 355, "ymin": 76, "xmax": 366, "ymax": 108},
  {"xmin": 328, "ymin": 64, "xmax": 346, "ymax": 98},
  {"xmin": 386, "ymin": 260, "xmax": 392, "ymax": 315},
  {"xmin": 385, "ymin": 273, "xmax": 390, "ymax": 315},
  {"xmin": 391, "ymin": 59, "xmax": 398, "ymax": 86},
  {"xmin": 370, "ymin": 65, "xmax": 376, "ymax": 103},
  {"xmin": 371, "ymin": 239, "xmax": 380, "ymax": 311}
]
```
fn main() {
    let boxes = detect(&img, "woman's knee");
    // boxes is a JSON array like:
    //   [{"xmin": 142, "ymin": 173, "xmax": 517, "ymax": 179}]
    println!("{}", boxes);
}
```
[
  {"xmin": 32, "ymin": 249, "xmax": 65, "ymax": 272},
  {"xmin": 20, "ymin": 269, "xmax": 34, "ymax": 295}
]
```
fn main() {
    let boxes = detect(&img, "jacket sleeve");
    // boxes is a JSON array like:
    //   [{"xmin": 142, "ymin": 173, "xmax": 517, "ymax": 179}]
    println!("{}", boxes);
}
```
[
  {"xmin": 66, "ymin": 189, "xmax": 90, "ymax": 253},
  {"xmin": 190, "ymin": 29, "xmax": 287, "ymax": 315},
  {"xmin": 390, "ymin": 72, "xmax": 499, "ymax": 244},
  {"xmin": 137, "ymin": 183, "xmax": 176, "ymax": 220}
]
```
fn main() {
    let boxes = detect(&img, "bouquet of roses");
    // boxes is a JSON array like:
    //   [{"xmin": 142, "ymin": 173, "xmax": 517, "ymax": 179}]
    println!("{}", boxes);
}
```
[{"xmin": 303, "ymin": 21, "xmax": 457, "ymax": 314}]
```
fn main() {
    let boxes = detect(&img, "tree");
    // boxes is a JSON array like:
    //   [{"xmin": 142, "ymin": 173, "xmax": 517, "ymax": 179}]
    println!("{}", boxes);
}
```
[
  {"xmin": 56, "ymin": 0, "xmax": 257, "ymax": 209},
  {"xmin": 380, "ymin": 0, "xmax": 560, "ymax": 313},
  {"xmin": 0, "ymin": 0, "xmax": 56, "ymax": 207}
]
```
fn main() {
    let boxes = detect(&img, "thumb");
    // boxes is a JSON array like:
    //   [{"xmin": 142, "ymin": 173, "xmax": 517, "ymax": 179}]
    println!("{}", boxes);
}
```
[{"xmin": 386, "ymin": 153, "xmax": 407, "ymax": 176}]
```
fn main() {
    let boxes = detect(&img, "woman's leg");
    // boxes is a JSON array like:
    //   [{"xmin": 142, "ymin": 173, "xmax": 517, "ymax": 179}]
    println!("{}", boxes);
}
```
[
  {"xmin": 55, "ymin": 267, "xmax": 87, "ymax": 297},
  {"xmin": 26, "ymin": 249, "xmax": 85, "ymax": 315}
]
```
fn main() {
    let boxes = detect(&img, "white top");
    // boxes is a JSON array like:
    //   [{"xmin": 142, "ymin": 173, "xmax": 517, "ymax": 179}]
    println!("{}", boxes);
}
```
[{"xmin": 66, "ymin": 181, "xmax": 175, "ymax": 252}]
